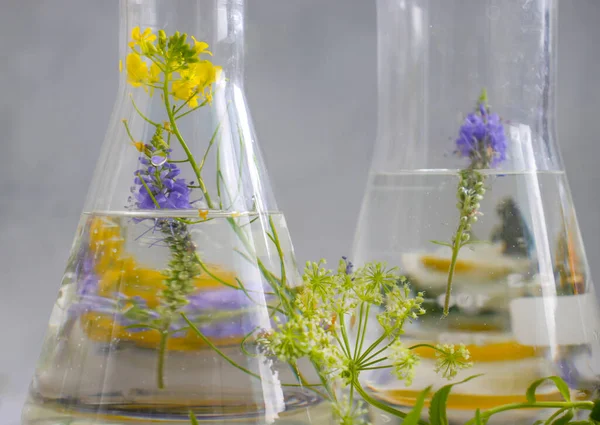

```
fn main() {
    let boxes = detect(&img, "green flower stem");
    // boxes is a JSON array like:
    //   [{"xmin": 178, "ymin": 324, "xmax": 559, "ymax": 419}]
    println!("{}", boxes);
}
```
[
  {"xmin": 181, "ymin": 313, "xmax": 327, "ymax": 395},
  {"xmin": 356, "ymin": 304, "xmax": 370, "ymax": 360},
  {"xmin": 361, "ymin": 365, "xmax": 393, "ymax": 371},
  {"xmin": 463, "ymin": 401, "xmax": 594, "ymax": 425},
  {"xmin": 138, "ymin": 173, "xmax": 161, "ymax": 208},
  {"xmin": 182, "ymin": 313, "xmax": 263, "ymax": 379},
  {"xmin": 353, "ymin": 302, "xmax": 365, "ymax": 361},
  {"xmin": 334, "ymin": 332, "xmax": 351, "ymax": 358},
  {"xmin": 197, "ymin": 123, "xmax": 220, "ymax": 176},
  {"xmin": 122, "ymin": 120, "xmax": 136, "ymax": 143},
  {"xmin": 157, "ymin": 327, "xmax": 169, "ymax": 389},
  {"xmin": 358, "ymin": 331, "xmax": 390, "ymax": 365},
  {"xmin": 292, "ymin": 363, "xmax": 328, "ymax": 399},
  {"xmin": 340, "ymin": 314, "xmax": 353, "ymax": 358},
  {"xmin": 352, "ymin": 380, "xmax": 429, "ymax": 425},
  {"xmin": 443, "ymin": 222, "xmax": 466, "ymax": 316},
  {"xmin": 130, "ymin": 95, "xmax": 160, "ymax": 127},
  {"xmin": 193, "ymin": 254, "xmax": 239, "ymax": 290},
  {"xmin": 175, "ymin": 97, "xmax": 210, "ymax": 119},
  {"xmin": 162, "ymin": 69, "xmax": 213, "ymax": 208},
  {"xmin": 408, "ymin": 343, "xmax": 437, "ymax": 351},
  {"xmin": 226, "ymin": 216, "xmax": 293, "ymax": 312},
  {"xmin": 360, "ymin": 357, "xmax": 388, "ymax": 369},
  {"xmin": 268, "ymin": 216, "xmax": 287, "ymax": 289},
  {"xmin": 443, "ymin": 170, "xmax": 486, "ymax": 316},
  {"xmin": 543, "ymin": 407, "xmax": 571, "ymax": 424}
]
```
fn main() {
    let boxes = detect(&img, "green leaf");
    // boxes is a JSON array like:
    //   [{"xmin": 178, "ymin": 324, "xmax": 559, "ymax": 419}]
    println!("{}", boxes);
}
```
[
  {"xmin": 430, "ymin": 240, "xmax": 452, "ymax": 248},
  {"xmin": 526, "ymin": 376, "xmax": 571, "ymax": 403},
  {"xmin": 591, "ymin": 399, "xmax": 600, "ymax": 422},
  {"xmin": 461, "ymin": 239, "xmax": 491, "ymax": 248},
  {"xmin": 551, "ymin": 409, "xmax": 574, "ymax": 425},
  {"xmin": 402, "ymin": 386, "xmax": 431, "ymax": 425},
  {"xmin": 429, "ymin": 375, "xmax": 482, "ymax": 425},
  {"xmin": 189, "ymin": 411, "xmax": 199, "ymax": 425}
]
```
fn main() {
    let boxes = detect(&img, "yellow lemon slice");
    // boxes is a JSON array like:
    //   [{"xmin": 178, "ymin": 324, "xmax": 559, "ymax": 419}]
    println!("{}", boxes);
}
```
[
  {"xmin": 420, "ymin": 255, "xmax": 513, "ymax": 279},
  {"xmin": 412, "ymin": 341, "xmax": 538, "ymax": 362}
]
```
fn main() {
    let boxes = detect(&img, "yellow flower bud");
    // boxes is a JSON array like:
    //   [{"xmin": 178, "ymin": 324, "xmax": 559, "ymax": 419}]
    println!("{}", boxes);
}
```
[{"xmin": 131, "ymin": 142, "xmax": 145, "ymax": 152}]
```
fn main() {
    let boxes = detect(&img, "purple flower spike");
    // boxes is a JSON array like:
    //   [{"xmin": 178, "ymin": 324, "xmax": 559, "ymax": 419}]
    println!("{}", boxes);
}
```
[
  {"xmin": 456, "ymin": 102, "xmax": 507, "ymax": 168},
  {"xmin": 133, "ymin": 151, "xmax": 192, "ymax": 210}
]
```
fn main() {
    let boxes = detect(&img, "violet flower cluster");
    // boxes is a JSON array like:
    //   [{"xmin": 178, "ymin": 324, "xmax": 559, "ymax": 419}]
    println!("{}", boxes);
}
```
[
  {"xmin": 456, "ymin": 102, "xmax": 507, "ymax": 168},
  {"xmin": 134, "ymin": 147, "xmax": 192, "ymax": 210}
]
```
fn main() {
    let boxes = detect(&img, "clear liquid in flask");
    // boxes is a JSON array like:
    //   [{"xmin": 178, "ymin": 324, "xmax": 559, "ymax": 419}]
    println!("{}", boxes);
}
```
[
  {"xmin": 353, "ymin": 169, "xmax": 600, "ymax": 424},
  {"xmin": 22, "ymin": 211, "xmax": 330, "ymax": 425}
]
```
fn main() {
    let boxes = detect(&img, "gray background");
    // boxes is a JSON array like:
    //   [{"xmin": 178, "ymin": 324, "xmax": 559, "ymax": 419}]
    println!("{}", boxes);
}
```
[{"xmin": 1, "ymin": 0, "xmax": 599, "ymax": 423}]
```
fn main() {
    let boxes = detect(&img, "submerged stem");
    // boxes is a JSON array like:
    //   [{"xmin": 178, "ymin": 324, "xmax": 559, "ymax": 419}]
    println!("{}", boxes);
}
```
[
  {"xmin": 157, "ymin": 328, "xmax": 169, "ymax": 389},
  {"xmin": 443, "ymin": 222, "xmax": 465, "ymax": 315},
  {"xmin": 442, "ymin": 169, "xmax": 485, "ymax": 316}
]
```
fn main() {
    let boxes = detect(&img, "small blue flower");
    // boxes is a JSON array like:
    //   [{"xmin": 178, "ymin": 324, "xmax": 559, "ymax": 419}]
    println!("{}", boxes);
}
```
[
  {"xmin": 456, "ymin": 102, "xmax": 507, "ymax": 167},
  {"xmin": 134, "ymin": 147, "xmax": 192, "ymax": 210},
  {"xmin": 341, "ymin": 256, "xmax": 354, "ymax": 275}
]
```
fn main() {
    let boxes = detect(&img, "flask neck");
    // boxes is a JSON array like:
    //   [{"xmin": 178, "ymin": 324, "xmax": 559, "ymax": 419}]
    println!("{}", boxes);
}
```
[
  {"xmin": 120, "ymin": 0, "xmax": 245, "ymax": 86},
  {"xmin": 375, "ymin": 0, "xmax": 561, "ymax": 172}
]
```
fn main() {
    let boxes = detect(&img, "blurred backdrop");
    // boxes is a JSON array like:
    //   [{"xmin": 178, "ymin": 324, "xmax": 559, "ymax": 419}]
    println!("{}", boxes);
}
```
[{"xmin": 0, "ymin": 0, "xmax": 599, "ymax": 423}]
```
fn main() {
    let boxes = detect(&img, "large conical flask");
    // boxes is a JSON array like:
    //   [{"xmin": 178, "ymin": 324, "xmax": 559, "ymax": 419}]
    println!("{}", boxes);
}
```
[
  {"xmin": 22, "ymin": 1, "xmax": 329, "ymax": 424},
  {"xmin": 353, "ymin": 0, "xmax": 600, "ymax": 423}
]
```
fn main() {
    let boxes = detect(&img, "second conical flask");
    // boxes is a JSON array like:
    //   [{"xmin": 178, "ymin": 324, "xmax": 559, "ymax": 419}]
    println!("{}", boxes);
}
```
[
  {"xmin": 22, "ymin": 1, "xmax": 329, "ymax": 424},
  {"xmin": 353, "ymin": 0, "xmax": 600, "ymax": 424}
]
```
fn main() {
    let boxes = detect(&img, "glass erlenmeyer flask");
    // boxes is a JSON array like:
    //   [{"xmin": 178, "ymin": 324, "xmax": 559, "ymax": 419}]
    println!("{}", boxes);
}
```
[
  {"xmin": 353, "ymin": 0, "xmax": 600, "ymax": 423},
  {"xmin": 22, "ymin": 1, "xmax": 330, "ymax": 424}
]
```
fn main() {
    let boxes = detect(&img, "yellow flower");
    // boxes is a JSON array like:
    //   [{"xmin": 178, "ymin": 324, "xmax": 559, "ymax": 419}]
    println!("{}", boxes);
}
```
[
  {"xmin": 149, "ymin": 62, "xmax": 161, "ymax": 84},
  {"xmin": 126, "ymin": 53, "xmax": 149, "ymax": 87},
  {"xmin": 171, "ymin": 79, "xmax": 199, "ymax": 107},
  {"xmin": 171, "ymin": 60, "xmax": 222, "ymax": 106},
  {"xmin": 191, "ymin": 36, "xmax": 212, "ymax": 56},
  {"xmin": 194, "ymin": 61, "xmax": 222, "ymax": 87},
  {"xmin": 129, "ymin": 27, "xmax": 157, "ymax": 52}
]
